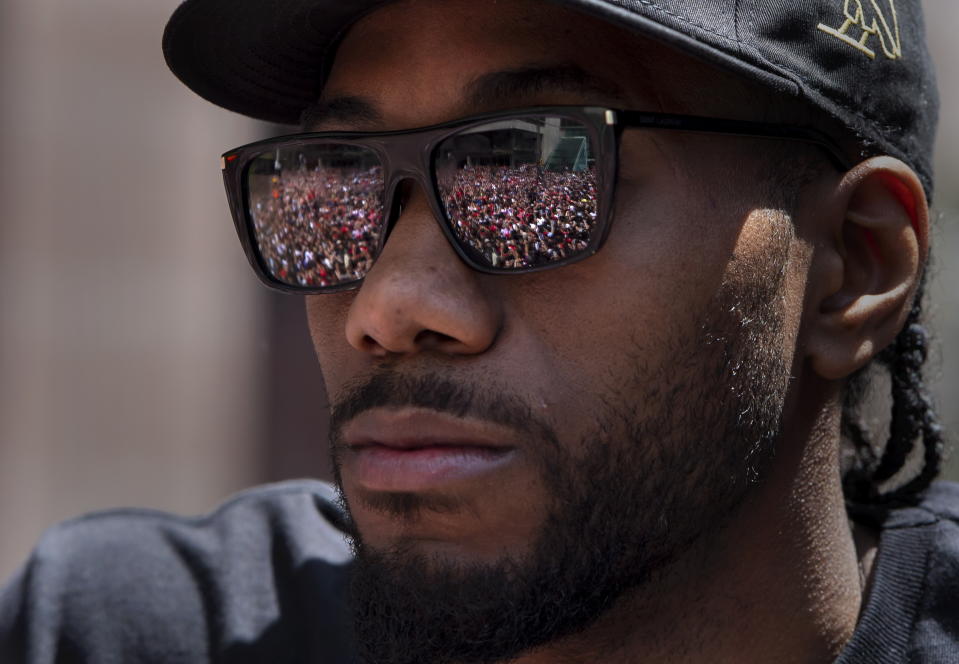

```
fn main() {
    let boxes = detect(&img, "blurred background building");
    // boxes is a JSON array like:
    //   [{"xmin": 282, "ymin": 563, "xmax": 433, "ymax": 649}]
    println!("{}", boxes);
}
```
[{"xmin": 0, "ymin": 0, "xmax": 957, "ymax": 580}]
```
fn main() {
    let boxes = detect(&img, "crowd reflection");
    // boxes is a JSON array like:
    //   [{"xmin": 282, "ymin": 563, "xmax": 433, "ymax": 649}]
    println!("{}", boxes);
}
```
[
  {"xmin": 250, "ymin": 166, "xmax": 384, "ymax": 287},
  {"xmin": 439, "ymin": 164, "xmax": 598, "ymax": 269},
  {"xmin": 249, "ymin": 162, "xmax": 599, "ymax": 286}
]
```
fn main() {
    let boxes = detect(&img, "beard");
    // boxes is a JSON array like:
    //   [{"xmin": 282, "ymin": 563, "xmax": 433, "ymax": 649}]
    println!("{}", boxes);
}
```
[{"xmin": 327, "ymin": 224, "xmax": 794, "ymax": 664}]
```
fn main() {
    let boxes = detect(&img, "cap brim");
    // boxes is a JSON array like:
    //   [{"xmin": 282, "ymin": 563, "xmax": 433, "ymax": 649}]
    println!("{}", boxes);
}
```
[
  {"xmin": 163, "ymin": 0, "xmax": 387, "ymax": 125},
  {"xmin": 162, "ymin": 0, "xmax": 800, "ymax": 126}
]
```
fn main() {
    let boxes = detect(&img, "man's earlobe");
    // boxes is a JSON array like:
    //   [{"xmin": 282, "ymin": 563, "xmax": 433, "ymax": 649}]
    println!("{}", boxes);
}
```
[{"xmin": 807, "ymin": 156, "xmax": 929, "ymax": 381}]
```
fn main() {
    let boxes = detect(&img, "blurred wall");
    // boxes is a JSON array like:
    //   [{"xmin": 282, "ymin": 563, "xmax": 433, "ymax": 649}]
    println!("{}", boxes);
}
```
[
  {"xmin": 0, "ymin": 1, "xmax": 270, "ymax": 579},
  {"xmin": 0, "ymin": 1, "xmax": 957, "ymax": 583},
  {"xmin": 926, "ymin": 2, "xmax": 959, "ymax": 483}
]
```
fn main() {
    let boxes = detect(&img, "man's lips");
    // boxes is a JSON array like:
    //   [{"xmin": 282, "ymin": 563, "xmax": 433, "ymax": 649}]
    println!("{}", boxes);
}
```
[{"xmin": 341, "ymin": 408, "xmax": 519, "ymax": 492}]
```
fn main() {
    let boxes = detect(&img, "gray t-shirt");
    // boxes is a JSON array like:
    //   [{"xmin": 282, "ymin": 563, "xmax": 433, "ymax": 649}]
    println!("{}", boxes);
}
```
[{"xmin": 2, "ymin": 480, "xmax": 958, "ymax": 663}]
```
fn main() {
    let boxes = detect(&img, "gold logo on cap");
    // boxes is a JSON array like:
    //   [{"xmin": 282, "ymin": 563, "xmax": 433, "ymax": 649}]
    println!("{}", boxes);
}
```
[{"xmin": 817, "ymin": 0, "xmax": 902, "ymax": 60}]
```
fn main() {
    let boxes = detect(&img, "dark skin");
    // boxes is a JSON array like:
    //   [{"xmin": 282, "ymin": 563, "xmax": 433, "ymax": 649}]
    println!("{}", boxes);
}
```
[{"xmin": 304, "ymin": 1, "xmax": 929, "ymax": 661}]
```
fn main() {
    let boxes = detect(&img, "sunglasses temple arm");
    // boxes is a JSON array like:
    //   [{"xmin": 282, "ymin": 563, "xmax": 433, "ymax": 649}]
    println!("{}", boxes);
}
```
[{"xmin": 615, "ymin": 110, "xmax": 852, "ymax": 172}]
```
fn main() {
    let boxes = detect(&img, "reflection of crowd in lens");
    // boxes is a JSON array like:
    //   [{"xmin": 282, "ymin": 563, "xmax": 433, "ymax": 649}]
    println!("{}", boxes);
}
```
[
  {"xmin": 440, "ymin": 164, "xmax": 598, "ymax": 268},
  {"xmin": 250, "ymin": 161, "xmax": 598, "ymax": 287},
  {"xmin": 250, "ymin": 166, "xmax": 383, "ymax": 287}
]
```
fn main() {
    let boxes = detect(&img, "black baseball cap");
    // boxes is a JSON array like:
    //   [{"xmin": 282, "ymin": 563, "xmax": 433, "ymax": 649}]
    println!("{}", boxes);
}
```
[{"xmin": 162, "ymin": 0, "xmax": 939, "ymax": 194}]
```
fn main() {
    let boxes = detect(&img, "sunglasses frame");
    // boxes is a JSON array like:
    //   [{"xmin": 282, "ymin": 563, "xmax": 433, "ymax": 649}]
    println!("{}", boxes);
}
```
[{"xmin": 220, "ymin": 105, "xmax": 851, "ymax": 294}]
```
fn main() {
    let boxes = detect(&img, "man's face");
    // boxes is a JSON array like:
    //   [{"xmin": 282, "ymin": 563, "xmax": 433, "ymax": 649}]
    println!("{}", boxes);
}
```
[{"xmin": 305, "ymin": 0, "xmax": 810, "ymax": 661}]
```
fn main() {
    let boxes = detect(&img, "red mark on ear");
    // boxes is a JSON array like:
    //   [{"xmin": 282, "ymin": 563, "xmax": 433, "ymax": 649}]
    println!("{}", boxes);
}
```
[
  {"xmin": 878, "ymin": 172, "xmax": 918, "ymax": 233},
  {"xmin": 862, "ymin": 228, "xmax": 881, "ymax": 262}
]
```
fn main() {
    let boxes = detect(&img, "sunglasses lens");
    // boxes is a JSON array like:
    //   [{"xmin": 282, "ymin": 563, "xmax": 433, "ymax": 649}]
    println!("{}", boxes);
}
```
[
  {"xmin": 435, "ymin": 115, "xmax": 600, "ymax": 270},
  {"xmin": 245, "ymin": 143, "xmax": 385, "ymax": 288}
]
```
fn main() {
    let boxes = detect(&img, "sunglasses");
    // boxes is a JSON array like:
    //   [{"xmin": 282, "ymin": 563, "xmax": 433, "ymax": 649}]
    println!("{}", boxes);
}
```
[{"xmin": 221, "ymin": 106, "xmax": 850, "ymax": 293}]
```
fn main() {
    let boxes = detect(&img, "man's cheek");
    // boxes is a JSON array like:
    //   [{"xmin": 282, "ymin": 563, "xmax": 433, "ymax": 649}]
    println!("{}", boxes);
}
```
[{"xmin": 307, "ymin": 327, "xmax": 358, "ymax": 394}]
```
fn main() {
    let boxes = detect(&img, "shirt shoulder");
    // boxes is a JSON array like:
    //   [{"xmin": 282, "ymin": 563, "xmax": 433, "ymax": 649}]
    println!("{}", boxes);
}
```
[
  {"xmin": 908, "ymin": 482, "xmax": 959, "ymax": 663},
  {"xmin": 911, "ymin": 480, "xmax": 959, "ymax": 522},
  {"xmin": 0, "ymin": 480, "xmax": 354, "ymax": 664},
  {"xmin": 839, "ymin": 481, "xmax": 959, "ymax": 663}
]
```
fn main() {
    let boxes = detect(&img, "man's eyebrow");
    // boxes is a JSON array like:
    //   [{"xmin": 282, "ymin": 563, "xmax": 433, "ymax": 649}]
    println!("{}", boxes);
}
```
[
  {"xmin": 300, "ymin": 64, "xmax": 626, "ymax": 130},
  {"xmin": 300, "ymin": 96, "xmax": 383, "ymax": 130},
  {"xmin": 465, "ymin": 64, "xmax": 627, "ymax": 108}
]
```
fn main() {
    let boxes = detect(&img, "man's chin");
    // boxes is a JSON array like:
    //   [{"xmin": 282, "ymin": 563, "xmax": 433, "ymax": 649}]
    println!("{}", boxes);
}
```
[
  {"xmin": 346, "ymin": 533, "xmax": 549, "ymax": 664},
  {"xmin": 334, "ymin": 464, "xmax": 553, "ymax": 559},
  {"xmin": 341, "ymin": 494, "xmax": 538, "ymax": 567}
]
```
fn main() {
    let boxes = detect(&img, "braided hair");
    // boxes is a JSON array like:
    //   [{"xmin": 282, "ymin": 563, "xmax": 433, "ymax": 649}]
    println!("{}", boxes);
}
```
[{"xmin": 841, "ymin": 268, "xmax": 946, "ymax": 506}]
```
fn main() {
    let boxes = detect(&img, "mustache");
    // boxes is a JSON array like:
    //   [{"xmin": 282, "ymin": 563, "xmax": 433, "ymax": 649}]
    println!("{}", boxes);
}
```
[{"xmin": 329, "ymin": 369, "xmax": 550, "ymax": 439}]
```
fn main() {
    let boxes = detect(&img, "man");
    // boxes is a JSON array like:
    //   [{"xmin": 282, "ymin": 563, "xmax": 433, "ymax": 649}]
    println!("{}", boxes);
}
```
[{"xmin": 1, "ymin": 0, "xmax": 956, "ymax": 662}]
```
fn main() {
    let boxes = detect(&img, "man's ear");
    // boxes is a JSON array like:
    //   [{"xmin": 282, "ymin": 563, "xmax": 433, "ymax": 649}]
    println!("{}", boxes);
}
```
[{"xmin": 806, "ymin": 156, "xmax": 929, "ymax": 381}]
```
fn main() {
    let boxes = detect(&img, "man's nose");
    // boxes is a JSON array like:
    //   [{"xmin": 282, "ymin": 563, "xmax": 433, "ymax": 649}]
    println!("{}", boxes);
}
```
[{"xmin": 344, "ymin": 185, "xmax": 503, "ymax": 357}]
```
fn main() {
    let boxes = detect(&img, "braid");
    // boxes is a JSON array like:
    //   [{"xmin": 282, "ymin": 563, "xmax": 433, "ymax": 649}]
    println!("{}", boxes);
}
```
[{"xmin": 841, "ymin": 271, "xmax": 946, "ymax": 505}]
